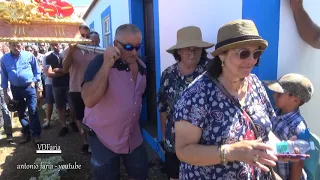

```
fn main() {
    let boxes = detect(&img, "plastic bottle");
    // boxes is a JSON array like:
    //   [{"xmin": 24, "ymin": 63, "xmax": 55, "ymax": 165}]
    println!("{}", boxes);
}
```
[{"xmin": 276, "ymin": 140, "xmax": 315, "ymax": 154}]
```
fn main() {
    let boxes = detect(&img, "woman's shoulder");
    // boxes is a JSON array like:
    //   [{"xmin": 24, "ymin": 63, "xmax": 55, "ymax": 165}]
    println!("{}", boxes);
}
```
[
  {"xmin": 183, "ymin": 72, "xmax": 217, "ymax": 96},
  {"xmin": 161, "ymin": 63, "xmax": 178, "ymax": 76},
  {"xmin": 248, "ymin": 73, "xmax": 265, "ymax": 88}
]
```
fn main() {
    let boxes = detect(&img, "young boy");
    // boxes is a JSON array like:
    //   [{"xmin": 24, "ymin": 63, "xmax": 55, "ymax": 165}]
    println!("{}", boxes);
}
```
[{"xmin": 265, "ymin": 73, "xmax": 314, "ymax": 180}]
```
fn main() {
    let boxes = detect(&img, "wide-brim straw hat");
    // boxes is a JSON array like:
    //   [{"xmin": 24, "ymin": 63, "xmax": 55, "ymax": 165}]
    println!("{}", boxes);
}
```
[
  {"xmin": 167, "ymin": 26, "xmax": 215, "ymax": 54},
  {"xmin": 211, "ymin": 19, "xmax": 268, "ymax": 57}
]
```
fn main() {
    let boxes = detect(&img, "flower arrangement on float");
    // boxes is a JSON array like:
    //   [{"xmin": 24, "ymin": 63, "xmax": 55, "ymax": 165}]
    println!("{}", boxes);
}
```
[{"xmin": 0, "ymin": 0, "xmax": 91, "ymax": 43}]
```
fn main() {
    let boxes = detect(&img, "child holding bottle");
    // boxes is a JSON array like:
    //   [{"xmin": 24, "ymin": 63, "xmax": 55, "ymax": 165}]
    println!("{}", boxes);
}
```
[{"xmin": 264, "ymin": 73, "xmax": 314, "ymax": 180}]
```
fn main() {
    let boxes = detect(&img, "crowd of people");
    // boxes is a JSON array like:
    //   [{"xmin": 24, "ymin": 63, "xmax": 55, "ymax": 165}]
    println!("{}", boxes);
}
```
[
  {"xmin": 0, "ymin": 0, "xmax": 319, "ymax": 179},
  {"xmin": 0, "ymin": 25, "xmax": 101, "ymax": 153}
]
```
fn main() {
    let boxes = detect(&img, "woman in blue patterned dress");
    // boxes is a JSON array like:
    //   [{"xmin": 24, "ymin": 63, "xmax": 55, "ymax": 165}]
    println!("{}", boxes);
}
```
[
  {"xmin": 174, "ymin": 20, "xmax": 279, "ymax": 180},
  {"xmin": 158, "ymin": 26, "xmax": 214, "ymax": 179}
]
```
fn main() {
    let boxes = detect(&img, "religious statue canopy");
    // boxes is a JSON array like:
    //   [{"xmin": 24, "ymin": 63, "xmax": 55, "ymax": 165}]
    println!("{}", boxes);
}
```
[{"xmin": 0, "ymin": 0, "xmax": 91, "ymax": 43}]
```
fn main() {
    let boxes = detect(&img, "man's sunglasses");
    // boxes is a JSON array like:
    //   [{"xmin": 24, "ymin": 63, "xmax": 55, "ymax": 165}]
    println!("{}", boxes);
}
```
[
  {"xmin": 116, "ymin": 40, "xmax": 141, "ymax": 51},
  {"xmin": 236, "ymin": 49, "xmax": 264, "ymax": 60}
]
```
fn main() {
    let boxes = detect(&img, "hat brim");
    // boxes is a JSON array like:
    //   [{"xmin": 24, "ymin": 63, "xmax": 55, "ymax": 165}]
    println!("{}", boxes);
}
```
[
  {"xmin": 211, "ymin": 39, "xmax": 268, "ymax": 57},
  {"xmin": 263, "ymin": 80, "xmax": 284, "ymax": 94},
  {"xmin": 167, "ymin": 40, "xmax": 215, "ymax": 54}
]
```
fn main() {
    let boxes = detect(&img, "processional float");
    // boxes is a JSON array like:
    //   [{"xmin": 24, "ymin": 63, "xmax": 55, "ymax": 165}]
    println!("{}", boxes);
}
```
[{"xmin": 0, "ymin": 0, "xmax": 105, "ymax": 53}]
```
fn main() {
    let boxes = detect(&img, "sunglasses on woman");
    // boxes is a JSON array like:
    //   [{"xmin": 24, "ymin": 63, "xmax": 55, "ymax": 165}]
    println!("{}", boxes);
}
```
[
  {"xmin": 116, "ymin": 40, "xmax": 141, "ymax": 51},
  {"xmin": 236, "ymin": 49, "xmax": 263, "ymax": 60}
]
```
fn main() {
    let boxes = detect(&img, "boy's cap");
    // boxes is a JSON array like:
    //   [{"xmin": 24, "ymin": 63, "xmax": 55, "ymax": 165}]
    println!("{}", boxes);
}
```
[{"xmin": 264, "ymin": 73, "xmax": 314, "ymax": 103}]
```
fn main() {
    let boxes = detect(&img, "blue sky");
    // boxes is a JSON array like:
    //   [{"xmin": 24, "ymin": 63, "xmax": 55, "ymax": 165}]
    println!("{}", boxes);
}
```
[{"xmin": 67, "ymin": 0, "xmax": 92, "ymax": 6}]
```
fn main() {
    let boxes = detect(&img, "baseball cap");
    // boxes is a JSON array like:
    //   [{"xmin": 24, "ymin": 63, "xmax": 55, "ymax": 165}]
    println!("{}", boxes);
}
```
[{"xmin": 264, "ymin": 73, "xmax": 314, "ymax": 103}]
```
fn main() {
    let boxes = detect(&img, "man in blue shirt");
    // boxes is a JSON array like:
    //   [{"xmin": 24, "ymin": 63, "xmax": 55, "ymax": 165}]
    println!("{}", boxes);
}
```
[
  {"xmin": 1, "ymin": 42, "xmax": 42, "ymax": 144},
  {"xmin": 0, "ymin": 51, "xmax": 13, "ymax": 143}
]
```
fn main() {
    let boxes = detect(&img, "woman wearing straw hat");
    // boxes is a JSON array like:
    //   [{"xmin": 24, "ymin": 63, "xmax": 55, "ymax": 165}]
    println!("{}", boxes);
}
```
[
  {"xmin": 173, "ymin": 20, "xmax": 279, "ymax": 179},
  {"xmin": 157, "ymin": 26, "xmax": 214, "ymax": 179}
]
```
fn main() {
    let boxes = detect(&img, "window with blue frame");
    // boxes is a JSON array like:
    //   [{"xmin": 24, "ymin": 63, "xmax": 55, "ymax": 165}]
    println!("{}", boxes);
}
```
[
  {"xmin": 101, "ymin": 6, "xmax": 112, "ymax": 48},
  {"xmin": 89, "ymin": 21, "xmax": 94, "ymax": 31}
]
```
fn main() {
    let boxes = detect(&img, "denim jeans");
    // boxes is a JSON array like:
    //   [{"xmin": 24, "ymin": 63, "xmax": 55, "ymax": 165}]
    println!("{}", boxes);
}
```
[
  {"xmin": 0, "ymin": 88, "xmax": 12, "ymax": 136},
  {"xmin": 88, "ymin": 135, "xmax": 149, "ymax": 180},
  {"xmin": 11, "ymin": 84, "xmax": 41, "ymax": 137}
]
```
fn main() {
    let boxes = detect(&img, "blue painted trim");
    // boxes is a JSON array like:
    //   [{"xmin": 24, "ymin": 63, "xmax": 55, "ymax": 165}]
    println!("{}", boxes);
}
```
[
  {"xmin": 153, "ymin": 0, "xmax": 162, "ymax": 143},
  {"xmin": 136, "ymin": 0, "xmax": 164, "ymax": 162},
  {"xmin": 101, "ymin": 6, "xmax": 113, "ymax": 47},
  {"xmin": 242, "ymin": 0, "xmax": 280, "ymax": 81},
  {"xmin": 128, "ymin": 0, "xmax": 132, "ymax": 23},
  {"xmin": 142, "ymin": 129, "xmax": 165, "ymax": 161},
  {"xmin": 128, "ymin": 0, "xmax": 145, "ymax": 57},
  {"xmin": 89, "ymin": 21, "xmax": 94, "ymax": 31},
  {"xmin": 129, "ymin": 0, "xmax": 165, "ymax": 162},
  {"xmin": 129, "ymin": 0, "xmax": 147, "ymax": 122},
  {"xmin": 242, "ymin": 0, "xmax": 280, "ymax": 106}
]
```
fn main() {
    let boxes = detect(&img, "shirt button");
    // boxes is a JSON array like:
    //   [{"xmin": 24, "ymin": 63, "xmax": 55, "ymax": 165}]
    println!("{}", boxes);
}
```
[
  {"xmin": 130, "ymin": 79, "xmax": 133, "ymax": 81},
  {"xmin": 134, "ymin": 102, "xmax": 136, "ymax": 104},
  {"xmin": 133, "ymin": 114, "xmax": 136, "ymax": 116}
]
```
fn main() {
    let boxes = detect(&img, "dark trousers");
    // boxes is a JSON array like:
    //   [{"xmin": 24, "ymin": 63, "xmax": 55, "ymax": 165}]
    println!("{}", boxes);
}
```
[
  {"xmin": 11, "ymin": 84, "xmax": 41, "ymax": 137},
  {"xmin": 41, "ymin": 73, "xmax": 46, "ymax": 98},
  {"xmin": 88, "ymin": 135, "xmax": 149, "ymax": 180}
]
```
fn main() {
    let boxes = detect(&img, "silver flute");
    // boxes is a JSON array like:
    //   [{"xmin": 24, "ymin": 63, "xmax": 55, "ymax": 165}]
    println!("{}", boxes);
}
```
[
  {"xmin": 76, "ymin": 44, "xmax": 146, "ymax": 68},
  {"xmin": 76, "ymin": 44, "xmax": 105, "ymax": 54}
]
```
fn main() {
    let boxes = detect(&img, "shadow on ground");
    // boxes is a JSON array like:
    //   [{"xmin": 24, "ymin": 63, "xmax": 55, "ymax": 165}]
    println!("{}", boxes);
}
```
[{"xmin": 0, "ymin": 104, "xmax": 167, "ymax": 180}]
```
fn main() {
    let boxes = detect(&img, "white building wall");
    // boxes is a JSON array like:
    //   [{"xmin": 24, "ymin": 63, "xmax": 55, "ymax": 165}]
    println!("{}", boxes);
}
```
[
  {"xmin": 83, "ymin": 0, "xmax": 320, "ymax": 136},
  {"xmin": 84, "ymin": 0, "xmax": 130, "ymax": 47},
  {"xmin": 158, "ymin": 0, "xmax": 243, "ymax": 72},
  {"xmin": 278, "ymin": 0, "xmax": 320, "ymax": 136}
]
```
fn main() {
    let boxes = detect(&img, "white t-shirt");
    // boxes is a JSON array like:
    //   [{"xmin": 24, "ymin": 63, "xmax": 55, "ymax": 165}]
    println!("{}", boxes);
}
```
[{"xmin": 43, "ymin": 51, "xmax": 53, "ymax": 85}]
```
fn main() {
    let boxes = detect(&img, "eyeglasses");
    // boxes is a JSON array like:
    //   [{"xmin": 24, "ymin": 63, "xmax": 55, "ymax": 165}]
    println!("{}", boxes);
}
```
[
  {"xmin": 180, "ymin": 47, "xmax": 202, "ymax": 55},
  {"xmin": 235, "ymin": 49, "xmax": 263, "ymax": 60},
  {"xmin": 116, "ymin": 40, "xmax": 141, "ymax": 51}
]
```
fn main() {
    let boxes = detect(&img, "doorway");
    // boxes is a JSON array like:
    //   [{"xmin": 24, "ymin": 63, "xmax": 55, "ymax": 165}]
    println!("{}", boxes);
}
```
[{"xmin": 143, "ymin": 0, "xmax": 157, "ymax": 127}]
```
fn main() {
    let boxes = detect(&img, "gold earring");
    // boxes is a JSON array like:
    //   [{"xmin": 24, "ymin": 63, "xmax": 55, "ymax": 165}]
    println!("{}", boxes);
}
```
[{"xmin": 221, "ymin": 61, "xmax": 225, "ymax": 67}]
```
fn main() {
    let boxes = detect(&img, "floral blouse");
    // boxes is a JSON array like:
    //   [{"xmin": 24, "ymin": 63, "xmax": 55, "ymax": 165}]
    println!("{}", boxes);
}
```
[
  {"xmin": 158, "ymin": 58, "xmax": 208, "ymax": 153},
  {"xmin": 174, "ymin": 72, "xmax": 276, "ymax": 180}
]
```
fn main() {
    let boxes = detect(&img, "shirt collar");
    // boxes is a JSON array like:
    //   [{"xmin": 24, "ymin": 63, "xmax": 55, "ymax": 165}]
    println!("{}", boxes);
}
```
[
  {"xmin": 112, "ymin": 58, "xmax": 146, "ymax": 75},
  {"xmin": 52, "ymin": 51, "xmax": 60, "ymax": 56},
  {"xmin": 275, "ymin": 108, "xmax": 301, "ymax": 122},
  {"xmin": 10, "ymin": 51, "xmax": 20, "ymax": 58},
  {"xmin": 173, "ymin": 58, "xmax": 207, "ymax": 75}
]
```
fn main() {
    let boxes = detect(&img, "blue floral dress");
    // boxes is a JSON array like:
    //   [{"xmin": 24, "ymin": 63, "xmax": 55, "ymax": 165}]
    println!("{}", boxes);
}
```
[
  {"xmin": 158, "ymin": 58, "xmax": 208, "ymax": 153},
  {"xmin": 174, "ymin": 72, "xmax": 276, "ymax": 180}
]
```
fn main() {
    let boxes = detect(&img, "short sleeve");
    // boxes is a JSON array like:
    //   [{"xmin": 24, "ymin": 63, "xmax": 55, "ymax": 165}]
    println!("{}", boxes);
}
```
[
  {"xmin": 157, "ymin": 70, "xmax": 169, "ymax": 113},
  {"xmin": 82, "ymin": 54, "xmax": 103, "ymax": 86},
  {"xmin": 173, "ymin": 79, "xmax": 209, "ymax": 129},
  {"xmin": 45, "ymin": 56, "xmax": 52, "ymax": 66}
]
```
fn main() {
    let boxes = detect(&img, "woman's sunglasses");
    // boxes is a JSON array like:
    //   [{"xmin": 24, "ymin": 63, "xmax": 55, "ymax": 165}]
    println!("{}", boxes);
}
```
[
  {"xmin": 116, "ymin": 40, "xmax": 141, "ymax": 51},
  {"xmin": 236, "ymin": 49, "xmax": 263, "ymax": 60}
]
